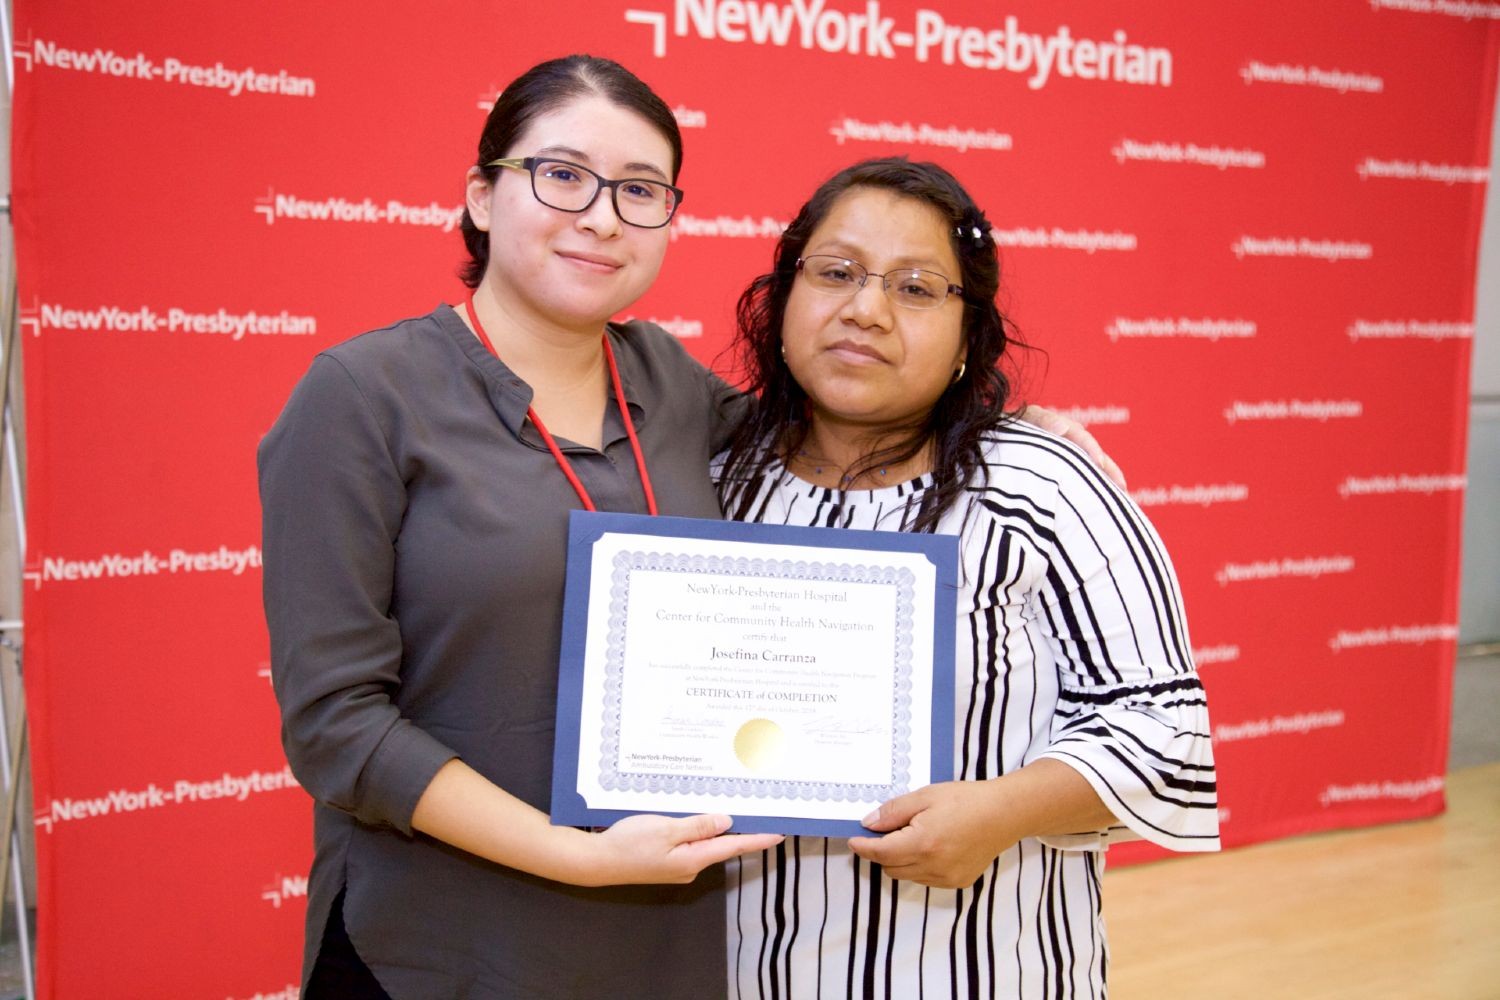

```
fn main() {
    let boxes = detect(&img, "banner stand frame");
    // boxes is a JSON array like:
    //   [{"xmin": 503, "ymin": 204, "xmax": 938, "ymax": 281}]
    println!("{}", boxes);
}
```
[{"xmin": 0, "ymin": 0, "xmax": 39, "ymax": 995}]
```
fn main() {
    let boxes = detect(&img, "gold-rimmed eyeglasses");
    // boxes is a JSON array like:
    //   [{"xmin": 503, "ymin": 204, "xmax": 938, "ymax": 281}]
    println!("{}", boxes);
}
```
[
  {"xmin": 489, "ymin": 156, "xmax": 684, "ymax": 229},
  {"xmin": 795, "ymin": 255, "xmax": 964, "ymax": 310}
]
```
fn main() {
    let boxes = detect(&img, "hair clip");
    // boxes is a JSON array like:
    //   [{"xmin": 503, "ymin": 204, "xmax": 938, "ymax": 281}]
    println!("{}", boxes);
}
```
[{"xmin": 955, "ymin": 224, "xmax": 987, "ymax": 244}]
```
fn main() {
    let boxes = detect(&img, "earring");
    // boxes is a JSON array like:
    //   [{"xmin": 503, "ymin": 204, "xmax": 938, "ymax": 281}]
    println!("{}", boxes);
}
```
[
  {"xmin": 952, "ymin": 361, "xmax": 967, "ymax": 384},
  {"xmin": 780, "ymin": 343, "xmax": 787, "ymax": 361}
]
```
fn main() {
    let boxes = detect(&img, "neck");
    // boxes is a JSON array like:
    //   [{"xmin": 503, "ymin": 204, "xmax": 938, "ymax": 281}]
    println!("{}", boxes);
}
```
[
  {"xmin": 462, "ymin": 282, "xmax": 611, "ymax": 450},
  {"xmin": 463, "ymin": 280, "xmax": 607, "ymax": 391},
  {"xmin": 792, "ymin": 418, "xmax": 934, "ymax": 489}
]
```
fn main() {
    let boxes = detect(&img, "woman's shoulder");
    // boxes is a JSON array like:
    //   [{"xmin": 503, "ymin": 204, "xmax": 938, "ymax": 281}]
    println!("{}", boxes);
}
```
[
  {"xmin": 273, "ymin": 306, "xmax": 473, "ymax": 435},
  {"xmin": 969, "ymin": 418, "xmax": 1153, "ymax": 560},
  {"xmin": 319, "ymin": 305, "xmax": 465, "ymax": 376},
  {"xmin": 607, "ymin": 317, "xmax": 710, "ymax": 380},
  {"xmin": 959, "ymin": 419, "xmax": 1132, "ymax": 539},
  {"xmin": 608, "ymin": 318, "xmax": 745, "ymax": 437},
  {"xmin": 976, "ymin": 419, "xmax": 1119, "ymax": 492}
]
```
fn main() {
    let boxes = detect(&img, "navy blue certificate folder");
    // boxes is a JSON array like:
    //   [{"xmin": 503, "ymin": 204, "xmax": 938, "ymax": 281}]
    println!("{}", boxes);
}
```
[{"xmin": 551, "ymin": 511, "xmax": 958, "ymax": 838}]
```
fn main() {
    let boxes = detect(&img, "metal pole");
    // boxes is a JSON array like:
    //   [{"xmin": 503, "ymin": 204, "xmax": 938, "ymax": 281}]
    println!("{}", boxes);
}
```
[
  {"xmin": 0, "ymin": 632, "xmax": 26, "ymax": 997},
  {"xmin": 0, "ymin": 0, "xmax": 38, "ymax": 993}
]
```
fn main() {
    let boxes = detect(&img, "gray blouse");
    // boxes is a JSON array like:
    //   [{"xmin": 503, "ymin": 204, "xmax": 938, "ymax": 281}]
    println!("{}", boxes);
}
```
[{"xmin": 259, "ymin": 305, "xmax": 743, "ymax": 999}]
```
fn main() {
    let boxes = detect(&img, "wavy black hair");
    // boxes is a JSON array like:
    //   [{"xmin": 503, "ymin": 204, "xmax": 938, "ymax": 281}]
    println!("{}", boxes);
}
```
[
  {"xmin": 459, "ymin": 55, "xmax": 683, "ymax": 288},
  {"xmin": 718, "ymin": 157, "xmax": 1022, "ymax": 533}
]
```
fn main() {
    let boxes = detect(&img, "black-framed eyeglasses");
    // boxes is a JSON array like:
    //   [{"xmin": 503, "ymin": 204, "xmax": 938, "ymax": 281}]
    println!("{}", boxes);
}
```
[
  {"xmin": 795, "ymin": 256, "xmax": 963, "ymax": 310},
  {"xmin": 489, "ymin": 156, "xmax": 684, "ymax": 229}
]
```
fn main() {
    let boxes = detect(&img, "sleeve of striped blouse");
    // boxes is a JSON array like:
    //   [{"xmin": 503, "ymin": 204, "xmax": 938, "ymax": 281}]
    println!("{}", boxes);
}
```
[{"xmin": 1029, "ymin": 451, "xmax": 1221, "ymax": 854}]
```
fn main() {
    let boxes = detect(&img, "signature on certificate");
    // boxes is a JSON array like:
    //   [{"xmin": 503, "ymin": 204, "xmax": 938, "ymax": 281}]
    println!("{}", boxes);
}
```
[{"xmin": 803, "ymin": 715, "xmax": 881, "ymax": 736}]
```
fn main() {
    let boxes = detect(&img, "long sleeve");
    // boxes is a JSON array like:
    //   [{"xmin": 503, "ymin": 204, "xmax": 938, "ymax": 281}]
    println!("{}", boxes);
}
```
[
  {"xmin": 984, "ymin": 425, "xmax": 1219, "ymax": 852},
  {"xmin": 258, "ymin": 354, "xmax": 456, "ymax": 833},
  {"xmin": 260, "ymin": 308, "xmax": 733, "ymax": 996},
  {"xmin": 727, "ymin": 438, "xmax": 1215, "ymax": 998}
]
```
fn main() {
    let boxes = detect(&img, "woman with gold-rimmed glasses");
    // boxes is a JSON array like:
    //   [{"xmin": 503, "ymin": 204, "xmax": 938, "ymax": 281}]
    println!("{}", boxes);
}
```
[{"xmin": 718, "ymin": 158, "xmax": 1219, "ymax": 998}]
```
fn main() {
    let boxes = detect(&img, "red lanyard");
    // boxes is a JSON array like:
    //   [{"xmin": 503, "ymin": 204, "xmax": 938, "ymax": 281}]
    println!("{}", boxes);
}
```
[{"xmin": 464, "ymin": 294, "xmax": 658, "ymax": 516}]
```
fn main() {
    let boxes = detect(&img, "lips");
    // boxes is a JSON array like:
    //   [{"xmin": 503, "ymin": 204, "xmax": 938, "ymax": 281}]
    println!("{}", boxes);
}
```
[
  {"xmin": 826, "ymin": 338, "xmax": 887, "ymax": 364},
  {"xmin": 556, "ymin": 249, "xmax": 624, "ymax": 271}
]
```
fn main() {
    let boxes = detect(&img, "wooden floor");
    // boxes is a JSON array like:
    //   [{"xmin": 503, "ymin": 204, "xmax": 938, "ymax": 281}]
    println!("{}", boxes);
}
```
[{"xmin": 1104, "ymin": 763, "xmax": 1500, "ymax": 1000}]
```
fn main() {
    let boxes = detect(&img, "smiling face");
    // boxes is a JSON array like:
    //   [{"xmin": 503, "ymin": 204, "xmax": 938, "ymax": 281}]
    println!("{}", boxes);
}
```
[
  {"xmin": 780, "ymin": 187, "xmax": 967, "ymax": 441},
  {"xmin": 465, "ymin": 94, "xmax": 675, "ymax": 335}
]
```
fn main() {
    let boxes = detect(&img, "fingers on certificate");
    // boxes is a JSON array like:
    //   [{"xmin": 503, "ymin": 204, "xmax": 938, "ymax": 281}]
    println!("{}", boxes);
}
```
[
  {"xmin": 848, "ymin": 782, "xmax": 1011, "ymax": 890},
  {"xmin": 592, "ymin": 813, "xmax": 783, "ymax": 884}
]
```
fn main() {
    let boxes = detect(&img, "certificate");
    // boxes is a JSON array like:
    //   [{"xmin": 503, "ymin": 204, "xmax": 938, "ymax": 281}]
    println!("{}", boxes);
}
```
[{"xmin": 551, "ymin": 511, "xmax": 957, "ymax": 837}]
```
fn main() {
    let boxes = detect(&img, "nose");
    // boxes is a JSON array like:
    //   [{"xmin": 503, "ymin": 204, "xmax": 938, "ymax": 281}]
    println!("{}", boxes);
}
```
[
  {"xmin": 841, "ymin": 276, "xmax": 894, "ymax": 331},
  {"xmin": 576, "ymin": 188, "xmax": 624, "ymax": 239}
]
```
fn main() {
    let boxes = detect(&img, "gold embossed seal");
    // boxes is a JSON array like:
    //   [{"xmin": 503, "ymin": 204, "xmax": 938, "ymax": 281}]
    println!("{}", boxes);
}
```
[{"xmin": 734, "ymin": 718, "xmax": 785, "ymax": 772}]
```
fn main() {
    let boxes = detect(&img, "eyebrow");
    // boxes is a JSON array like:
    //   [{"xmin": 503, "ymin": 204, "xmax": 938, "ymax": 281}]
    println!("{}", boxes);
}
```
[
  {"xmin": 532, "ymin": 145, "xmax": 671, "ymax": 182},
  {"xmin": 811, "ymin": 240, "xmax": 955, "ymax": 274}
]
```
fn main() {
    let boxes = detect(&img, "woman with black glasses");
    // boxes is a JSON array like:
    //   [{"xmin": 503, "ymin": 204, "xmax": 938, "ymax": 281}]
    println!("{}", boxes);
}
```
[{"xmin": 259, "ymin": 55, "xmax": 783, "ymax": 998}]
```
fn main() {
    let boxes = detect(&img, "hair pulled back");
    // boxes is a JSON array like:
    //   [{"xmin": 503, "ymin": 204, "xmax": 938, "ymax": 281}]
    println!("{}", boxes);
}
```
[{"xmin": 459, "ymin": 55, "xmax": 683, "ymax": 288}]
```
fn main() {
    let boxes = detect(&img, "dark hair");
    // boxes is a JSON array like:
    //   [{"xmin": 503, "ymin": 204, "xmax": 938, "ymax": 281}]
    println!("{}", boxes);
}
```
[
  {"xmin": 719, "ymin": 157, "xmax": 1020, "ymax": 533},
  {"xmin": 459, "ymin": 55, "xmax": 684, "ymax": 288}
]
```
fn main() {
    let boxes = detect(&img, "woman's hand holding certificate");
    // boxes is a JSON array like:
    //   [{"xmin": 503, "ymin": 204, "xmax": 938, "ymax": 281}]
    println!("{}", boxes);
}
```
[{"xmin": 552, "ymin": 512, "xmax": 958, "ymax": 837}]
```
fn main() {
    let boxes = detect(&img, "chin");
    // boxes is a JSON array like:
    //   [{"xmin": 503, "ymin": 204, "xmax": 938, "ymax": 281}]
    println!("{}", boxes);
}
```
[
  {"xmin": 568, "ymin": 279, "xmax": 654, "ymax": 317},
  {"xmin": 550, "ymin": 291, "xmax": 640, "ymax": 328},
  {"xmin": 810, "ymin": 402, "xmax": 896, "ymax": 427}
]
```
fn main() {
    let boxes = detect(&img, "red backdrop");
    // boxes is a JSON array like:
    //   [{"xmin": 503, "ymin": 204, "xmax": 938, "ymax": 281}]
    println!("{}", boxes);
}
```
[{"xmin": 10, "ymin": 1, "xmax": 1498, "ymax": 995}]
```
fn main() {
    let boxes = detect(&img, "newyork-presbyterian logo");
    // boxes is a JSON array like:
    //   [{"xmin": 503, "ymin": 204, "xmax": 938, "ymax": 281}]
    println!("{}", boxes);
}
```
[
  {"xmin": 1337, "ymin": 473, "xmax": 1465, "ymax": 498},
  {"xmin": 262, "ymin": 872, "xmax": 310, "ymax": 909},
  {"xmin": 991, "ymin": 227, "xmax": 1137, "ymax": 253},
  {"xmin": 631, "ymin": 315, "xmax": 705, "ymax": 339},
  {"xmin": 1215, "ymin": 710, "xmax": 1346, "ymax": 744},
  {"xmin": 1052, "ymin": 404, "xmax": 1129, "ymax": 427},
  {"xmin": 668, "ymin": 213, "xmax": 787, "ymax": 241},
  {"xmin": 12, "ymin": 36, "xmax": 315, "ymax": 97},
  {"xmin": 1223, "ymin": 399, "xmax": 1363, "ymax": 424},
  {"xmin": 1356, "ymin": 158, "xmax": 1489, "ymax": 185},
  {"xmin": 253, "ymin": 190, "xmax": 464, "ymax": 232},
  {"xmin": 1318, "ymin": 776, "xmax": 1444, "ymax": 808},
  {"xmin": 18, "ymin": 300, "xmax": 315, "ymax": 341},
  {"xmin": 1328, "ymin": 623, "xmax": 1459, "ymax": 652},
  {"xmin": 22, "ymin": 544, "xmax": 262, "ymax": 590},
  {"xmin": 829, "ymin": 117, "xmax": 1013, "ymax": 153},
  {"xmin": 34, "ymin": 765, "xmax": 300, "ymax": 834},
  {"xmin": 1368, "ymin": 0, "xmax": 1500, "ymax": 20},
  {"xmin": 1131, "ymin": 482, "xmax": 1249, "ymax": 508},
  {"xmin": 1110, "ymin": 139, "xmax": 1266, "ymax": 170},
  {"xmin": 1346, "ymin": 319, "xmax": 1475, "ymax": 341},
  {"xmin": 623, "ymin": 2, "xmax": 1173, "ymax": 89},
  {"xmin": 1107, "ymin": 317, "xmax": 1256, "ymax": 342},
  {"xmin": 1238, "ymin": 60, "xmax": 1383, "ymax": 94},
  {"xmin": 1214, "ymin": 555, "xmax": 1355, "ymax": 586},
  {"xmin": 1193, "ymin": 644, "xmax": 1241, "ymax": 666},
  {"xmin": 1232, "ymin": 236, "xmax": 1373, "ymax": 262}
]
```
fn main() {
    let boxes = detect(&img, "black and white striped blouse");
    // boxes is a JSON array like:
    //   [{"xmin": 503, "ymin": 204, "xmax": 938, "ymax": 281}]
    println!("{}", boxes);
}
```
[{"xmin": 720, "ymin": 423, "xmax": 1219, "ymax": 999}]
